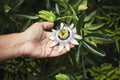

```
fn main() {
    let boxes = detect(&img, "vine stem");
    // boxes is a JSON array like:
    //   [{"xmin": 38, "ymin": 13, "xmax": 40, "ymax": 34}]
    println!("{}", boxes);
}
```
[{"xmin": 56, "ymin": 16, "xmax": 72, "ymax": 20}]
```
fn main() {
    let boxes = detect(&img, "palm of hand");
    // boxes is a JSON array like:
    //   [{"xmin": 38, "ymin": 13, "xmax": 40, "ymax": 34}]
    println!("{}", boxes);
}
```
[{"xmin": 24, "ymin": 22, "xmax": 74, "ymax": 58}]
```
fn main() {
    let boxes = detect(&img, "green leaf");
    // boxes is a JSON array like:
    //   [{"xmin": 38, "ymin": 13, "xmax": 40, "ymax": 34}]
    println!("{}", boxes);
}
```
[
  {"xmin": 12, "ymin": 0, "xmax": 25, "ymax": 9},
  {"xmin": 85, "ymin": 54, "xmax": 102, "ymax": 65},
  {"xmin": 82, "ymin": 41, "xmax": 106, "ymax": 57},
  {"xmin": 15, "ymin": 14, "xmax": 39, "ymax": 19},
  {"xmin": 115, "ymin": 39, "xmax": 120, "ymax": 53},
  {"xmin": 72, "ymin": 0, "xmax": 82, "ymax": 9},
  {"xmin": 88, "ymin": 69, "xmax": 97, "ymax": 76},
  {"xmin": 69, "ymin": 4, "xmax": 79, "ymax": 21},
  {"xmin": 86, "ymin": 23, "xmax": 105, "ymax": 31},
  {"xmin": 55, "ymin": 3, "xmax": 60, "ymax": 16},
  {"xmin": 107, "ymin": 68, "xmax": 116, "ymax": 77},
  {"xmin": 67, "ymin": 74, "xmax": 76, "ymax": 80},
  {"xmin": 4, "ymin": 5, "xmax": 11, "ymax": 13},
  {"xmin": 84, "ymin": 11, "xmax": 96, "ymax": 22},
  {"xmin": 84, "ymin": 33, "xmax": 113, "ymax": 42},
  {"xmin": 77, "ymin": 11, "xmax": 86, "ymax": 34},
  {"xmin": 91, "ymin": 66, "xmax": 100, "ymax": 72},
  {"xmin": 84, "ymin": 18, "xmax": 94, "ymax": 29},
  {"xmin": 43, "ymin": 67, "xmax": 66, "ymax": 79},
  {"xmin": 95, "ymin": 75, "xmax": 106, "ymax": 80},
  {"xmin": 100, "ymin": 63, "xmax": 112, "ymax": 71},
  {"xmin": 78, "ymin": 0, "xmax": 88, "ymax": 11},
  {"xmin": 76, "ymin": 41, "xmax": 82, "ymax": 64},
  {"xmin": 96, "ymin": 16, "xmax": 108, "ymax": 21},
  {"xmin": 55, "ymin": 73, "xmax": 70, "ymax": 80},
  {"xmin": 68, "ymin": 56, "xmax": 74, "ymax": 66}
]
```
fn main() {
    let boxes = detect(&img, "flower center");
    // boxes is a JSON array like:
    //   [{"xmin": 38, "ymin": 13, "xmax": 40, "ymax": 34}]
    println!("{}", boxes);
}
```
[{"xmin": 57, "ymin": 28, "xmax": 70, "ymax": 40}]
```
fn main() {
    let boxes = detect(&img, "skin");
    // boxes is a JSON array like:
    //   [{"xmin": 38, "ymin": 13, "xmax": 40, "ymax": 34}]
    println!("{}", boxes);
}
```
[{"xmin": 0, "ymin": 22, "xmax": 74, "ymax": 60}]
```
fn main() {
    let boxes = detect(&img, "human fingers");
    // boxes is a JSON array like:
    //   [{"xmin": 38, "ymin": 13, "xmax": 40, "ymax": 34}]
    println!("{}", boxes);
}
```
[
  {"xmin": 32, "ymin": 22, "xmax": 54, "ymax": 30},
  {"xmin": 48, "ymin": 43, "xmax": 75, "ymax": 57},
  {"xmin": 48, "ymin": 47, "xmax": 68, "ymax": 57}
]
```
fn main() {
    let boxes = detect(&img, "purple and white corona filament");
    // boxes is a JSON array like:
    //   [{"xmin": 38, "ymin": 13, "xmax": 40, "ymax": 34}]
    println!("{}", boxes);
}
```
[{"xmin": 49, "ymin": 23, "xmax": 82, "ymax": 52}]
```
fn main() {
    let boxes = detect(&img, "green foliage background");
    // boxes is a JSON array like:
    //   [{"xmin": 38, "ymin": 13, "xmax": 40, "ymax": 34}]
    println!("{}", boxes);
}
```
[{"xmin": 0, "ymin": 0, "xmax": 120, "ymax": 80}]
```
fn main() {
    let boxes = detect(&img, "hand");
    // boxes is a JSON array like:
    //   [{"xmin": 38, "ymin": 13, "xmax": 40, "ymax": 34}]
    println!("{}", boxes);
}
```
[{"xmin": 22, "ymin": 22, "xmax": 74, "ymax": 58}]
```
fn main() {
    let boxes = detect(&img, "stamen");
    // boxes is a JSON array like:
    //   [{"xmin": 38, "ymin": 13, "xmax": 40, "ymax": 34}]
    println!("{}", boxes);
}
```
[{"xmin": 58, "ymin": 28, "xmax": 70, "ymax": 40}]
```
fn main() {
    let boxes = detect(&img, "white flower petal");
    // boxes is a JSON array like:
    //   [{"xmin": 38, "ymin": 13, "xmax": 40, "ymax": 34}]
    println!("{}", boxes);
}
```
[
  {"xmin": 60, "ymin": 23, "xmax": 64, "ymax": 29},
  {"xmin": 70, "ymin": 39, "xmax": 79, "ymax": 45},
  {"xmin": 50, "ymin": 42, "xmax": 58, "ymax": 47},
  {"xmin": 48, "ymin": 36, "xmax": 55, "ymax": 40},
  {"xmin": 74, "ymin": 34, "xmax": 82, "ymax": 39},
  {"xmin": 65, "ymin": 43, "xmax": 70, "ymax": 51},
  {"xmin": 70, "ymin": 24, "xmax": 74, "ymax": 29},
  {"xmin": 58, "ymin": 44, "xmax": 64, "ymax": 52},
  {"xmin": 48, "ymin": 23, "xmax": 82, "ymax": 52},
  {"xmin": 52, "ymin": 29, "xmax": 56, "ymax": 32},
  {"xmin": 72, "ymin": 28, "xmax": 76, "ymax": 33}
]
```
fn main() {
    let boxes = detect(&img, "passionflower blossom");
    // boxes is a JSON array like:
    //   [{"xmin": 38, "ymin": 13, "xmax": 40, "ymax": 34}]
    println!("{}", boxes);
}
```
[{"xmin": 49, "ymin": 23, "xmax": 82, "ymax": 52}]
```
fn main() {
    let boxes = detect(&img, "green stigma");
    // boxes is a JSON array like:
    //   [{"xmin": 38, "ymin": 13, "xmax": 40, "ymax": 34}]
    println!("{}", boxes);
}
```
[{"xmin": 58, "ymin": 28, "xmax": 70, "ymax": 40}]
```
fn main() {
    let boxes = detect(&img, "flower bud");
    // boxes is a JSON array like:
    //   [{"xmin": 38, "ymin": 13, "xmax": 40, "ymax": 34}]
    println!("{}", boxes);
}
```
[{"xmin": 38, "ymin": 10, "xmax": 56, "ymax": 22}]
